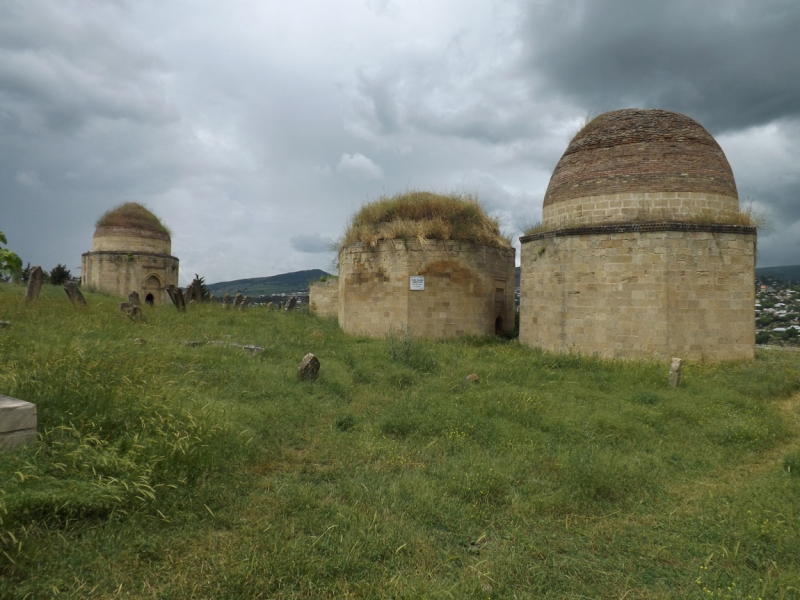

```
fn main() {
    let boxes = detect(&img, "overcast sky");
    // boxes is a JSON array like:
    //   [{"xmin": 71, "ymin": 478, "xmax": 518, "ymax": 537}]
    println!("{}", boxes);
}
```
[{"xmin": 2, "ymin": 0, "xmax": 799, "ymax": 285}]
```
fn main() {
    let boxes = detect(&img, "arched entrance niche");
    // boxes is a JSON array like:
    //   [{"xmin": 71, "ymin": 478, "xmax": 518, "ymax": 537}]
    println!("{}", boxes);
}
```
[{"xmin": 143, "ymin": 274, "xmax": 162, "ymax": 304}]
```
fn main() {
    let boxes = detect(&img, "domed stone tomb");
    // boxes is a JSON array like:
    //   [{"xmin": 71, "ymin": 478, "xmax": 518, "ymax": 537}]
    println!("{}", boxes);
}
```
[
  {"xmin": 337, "ymin": 192, "xmax": 516, "ymax": 339},
  {"xmin": 81, "ymin": 203, "xmax": 179, "ymax": 304},
  {"xmin": 519, "ymin": 109, "xmax": 756, "ymax": 361}
]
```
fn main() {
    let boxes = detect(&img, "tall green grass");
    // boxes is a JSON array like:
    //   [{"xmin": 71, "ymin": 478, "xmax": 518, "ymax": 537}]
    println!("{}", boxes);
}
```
[{"xmin": 1, "ymin": 283, "xmax": 799, "ymax": 598}]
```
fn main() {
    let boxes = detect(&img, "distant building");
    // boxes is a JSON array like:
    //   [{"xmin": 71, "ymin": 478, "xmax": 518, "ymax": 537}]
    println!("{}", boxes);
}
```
[{"xmin": 82, "ymin": 202, "xmax": 179, "ymax": 304}]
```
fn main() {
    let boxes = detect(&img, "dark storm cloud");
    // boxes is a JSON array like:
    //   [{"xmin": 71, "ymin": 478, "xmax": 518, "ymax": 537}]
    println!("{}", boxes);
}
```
[{"xmin": 523, "ymin": 0, "xmax": 800, "ymax": 133}]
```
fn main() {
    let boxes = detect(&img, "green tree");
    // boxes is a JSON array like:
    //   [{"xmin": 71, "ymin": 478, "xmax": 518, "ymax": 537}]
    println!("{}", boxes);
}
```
[
  {"xmin": 49, "ymin": 264, "xmax": 72, "ymax": 286},
  {"xmin": 0, "ymin": 230, "xmax": 22, "ymax": 281},
  {"xmin": 195, "ymin": 273, "xmax": 210, "ymax": 300}
]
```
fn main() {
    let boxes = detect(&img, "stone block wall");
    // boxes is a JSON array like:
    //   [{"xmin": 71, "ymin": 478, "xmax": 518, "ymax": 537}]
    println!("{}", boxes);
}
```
[
  {"xmin": 82, "ymin": 251, "xmax": 179, "ymax": 304},
  {"xmin": 339, "ymin": 240, "xmax": 516, "ymax": 339},
  {"xmin": 309, "ymin": 278, "xmax": 339, "ymax": 318},
  {"xmin": 543, "ymin": 192, "xmax": 740, "ymax": 228},
  {"xmin": 92, "ymin": 227, "xmax": 172, "ymax": 254},
  {"xmin": 519, "ymin": 224, "xmax": 756, "ymax": 361}
]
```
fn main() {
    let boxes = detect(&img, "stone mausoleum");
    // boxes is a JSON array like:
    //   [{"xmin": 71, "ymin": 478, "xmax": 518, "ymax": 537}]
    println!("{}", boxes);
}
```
[
  {"xmin": 336, "ymin": 192, "xmax": 516, "ymax": 339},
  {"xmin": 519, "ymin": 109, "xmax": 756, "ymax": 361},
  {"xmin": 82, "ymin": 202, "xmax": 179, "ymax": 304}
]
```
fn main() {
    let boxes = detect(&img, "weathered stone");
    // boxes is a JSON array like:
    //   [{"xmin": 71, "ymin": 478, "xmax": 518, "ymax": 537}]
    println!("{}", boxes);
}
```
[
  {"xmin": 297, "ymin": 353, "xmax": 320, "ymax": 381},
  {"xmin": 184, "ymin": 340, "xmax": 202, "ymax": 347},
  {"xmin": 119, "ymin": 301, "xmax": 132, "ymax": 312},
  {"xmin": 238, "ymin": 297, "xmax": 248, "ymax": 311},
  {"xmin": 166, "ymin": 284, "xmax": 186, "ymax": 312},
  {"xmin": 0, "ymin": 395, "xmax": 37, "ymax": 450},
  {"xmin": 464, "ymin": 373, "xmax": 480, "ymax": 383},
  {"xmin": 128, "ymin": 290, "xmax": 141, "ymax": 307},
  {"xmin": 223, "ymin": 293, "xmax": 231, "ymax": 308},
  {"xmin": 184, "ymin": 284, "xmax": 195, "ymax": 303},
  {"xmin": 668, "ymin": 357, "xmax": 682, "ymax": 388},
  {"xmin": 234, "ymin": 293, "xmax": 244, "ymax": 307},
  {"xmin": 134, "ymin": 337, "xmax": 145, "ymax": 345},
  {"xmin": 285, "ymin": 296, "xmax": 298, "ymax": 311},
  {"xmin": 24, "ymin": 266, "xmax": 44, "ymax": 302},
  {"xmin": 191, "ymin": 279, "xmax": 204, "ymax": 303},
  {"xmin": 63, "ymin": 281, "xmax": 87, "ymax": 306},
  {"xmin": 209, "ymin": 294, "xmax": 215, "ymax": 302},
  {"xmin": 241, "ymin": 344, "xmax": 264, "ymax": 354},
  {"xmin": 0, "ymin": 321, "xmax": 10, "ymax": 329},
  {"xmin": 266, "ymin": 302, "xmax": 274, "ymax": 310}
]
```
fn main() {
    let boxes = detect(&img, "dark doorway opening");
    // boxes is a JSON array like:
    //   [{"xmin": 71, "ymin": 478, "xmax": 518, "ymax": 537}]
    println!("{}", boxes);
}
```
[
  {"xmin": 145, "ymin": 293, "xmax": 154, "ymax": 306},
  {"xmin": 495, "ymin": 315, "xmax": 503, "ymax": 335}
]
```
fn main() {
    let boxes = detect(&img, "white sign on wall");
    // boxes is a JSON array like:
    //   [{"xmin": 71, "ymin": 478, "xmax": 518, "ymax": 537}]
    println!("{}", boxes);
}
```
[{"xmin": 409, "ymin": 276, "xmax": 425, "ymax": 291}]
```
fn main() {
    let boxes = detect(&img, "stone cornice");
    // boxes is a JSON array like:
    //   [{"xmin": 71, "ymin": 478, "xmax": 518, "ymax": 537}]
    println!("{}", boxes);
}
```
[{"xmin": 520, "ymin": 221, "xmax": 757, "ymax": 244}]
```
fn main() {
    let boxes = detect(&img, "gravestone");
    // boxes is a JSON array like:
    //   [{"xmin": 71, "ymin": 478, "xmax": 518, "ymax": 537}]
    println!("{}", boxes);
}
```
[
  {"xmin": 234, "ymin": 293, "xmax": 244, "ymax": 308},
  {"xmin": 63, "ymin": 281, "xmax": 87, "ymax": 306},
  {"xmin": 0, "ymin": 395, "xmax": 37, "ymax": 450},
  {"xmin": 184, "ymin": 284, "xmax": 195, "ymax": 303},
  {"xmin": 166, "ymin": 285, "xmax": 186, "ymax": 312},
  {"xmin": 668, "ymin": 357, "xmax": 682, "ymax": 388},
  {"xmin": 129, "ymin": 290, "xmax": 141, "ymax": 307},
  {"xmin": 285, "ymin": 296, "xmax": 297, "ymax": 311},
  {"xmin": 266, "ymin": 302, "xmax": 274, "ymax": 310},
  {"xmin": 24, "ymin": 266, "xmax": 44, "ymax": 302},
  {"xmin": 238, "ymin": 297, "xmax": 248, "ymax": 311},
  {"xmin": 297, "ymin": 353, "xmax": 320, "ymax": 381},
  {"xmin": 223, "ymin": 293, "xmax": 231, "ymax": 308},
  {"xmin": 191, "ymin": 278, "xmax": 204, "ymax": 303}
]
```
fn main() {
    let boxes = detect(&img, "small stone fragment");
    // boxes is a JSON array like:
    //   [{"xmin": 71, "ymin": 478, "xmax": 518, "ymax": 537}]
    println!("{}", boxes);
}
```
[
  {"xmin": 24, "ymin": 266, "xmax": 44, "ymax": 303},
  {"xmin": 297, "ymin": 353, "xmax": 320, "ymax": 381},
  {"xmin": 134, "ymin": 337, "xmax": 145, "ymax": 345},
  {"xmin": 464, "ymin": 373, "xmax": 480, "ymax": 383},
  {"xmin": 0, "ymin": 321, "xmax": 10, "ymax": 329},
  {"xmin": 63, "ymin": 281, "xmax": 87, "ymax": 306},
  {"xmin": 184, "ymin": 340, "xmax": 202, "ymax": 347},
  {"xmin": 668, "ymin": 357, "xmax": 682, "ymax": 388}
]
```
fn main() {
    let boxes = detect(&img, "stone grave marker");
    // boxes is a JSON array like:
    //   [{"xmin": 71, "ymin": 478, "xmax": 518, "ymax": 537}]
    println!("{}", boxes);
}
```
[
  {"xmin": 285, "ymin": 296, "xmax": 297, "ymax": 311},
  {"xmin": 0, "ymin": 395, "xmax": 37, "ymax": 450},
  {"xmin": 63, "ymin": 281, "xmax": 87, "ymax": 306},
  {"xmin": 297, "ymin": 353, "xmax": 320, "ymax": 381},
  {"xmin": 668, "ymin": 357, "xmax": 682, "ymax": 388},
  {"xmin": 24, "ymin": 266, "xmax": 44, "ymax": 302}
]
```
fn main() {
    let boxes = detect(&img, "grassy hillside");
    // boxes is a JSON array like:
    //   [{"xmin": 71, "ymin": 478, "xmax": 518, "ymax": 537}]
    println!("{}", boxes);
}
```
[
  {"xmin": 757, "ymin": 264, "xmax": 800, "ymax": 283},
  {"xmin": 207, "ymin": 269, "xmax": 330, "ymax": 296},
  {"xmin": 1, "ymin": 283, "xmax": 800, "ymax": 598}
]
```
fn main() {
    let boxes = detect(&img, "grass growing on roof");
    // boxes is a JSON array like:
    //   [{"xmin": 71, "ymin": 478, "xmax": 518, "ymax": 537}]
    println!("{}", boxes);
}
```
[
  {"xmin": 95, "ymin": 202, "xmax": 171, "ymax": 236},
  {"xmin": 1, "ymin": 283, "xmax": 800, "ymax": 597},
  {"xmin": 340, "ymin": 191, "xmax": 511, "ymax": 251}
]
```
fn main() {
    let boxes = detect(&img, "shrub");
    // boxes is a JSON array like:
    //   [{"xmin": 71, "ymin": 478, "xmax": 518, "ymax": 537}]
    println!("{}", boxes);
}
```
[{"xmin": 48, "ymin": 264, "xmax": 71, "ymax": 286}]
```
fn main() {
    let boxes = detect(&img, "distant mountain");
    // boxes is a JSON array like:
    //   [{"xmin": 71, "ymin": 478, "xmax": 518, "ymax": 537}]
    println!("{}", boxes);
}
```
[
  {"xmin": 207, "ymin": 269, "xmax": 331, "ymax": 296},
  {"xmin": 756, "ymin": 265, "xmax": 800, "ymax": 283}
]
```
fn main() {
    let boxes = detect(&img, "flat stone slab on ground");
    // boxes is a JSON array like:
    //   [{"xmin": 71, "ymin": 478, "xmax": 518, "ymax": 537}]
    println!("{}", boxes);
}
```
[{"xmin": 0, "ymin": 395, "xmax": 37, "ymax": 450}]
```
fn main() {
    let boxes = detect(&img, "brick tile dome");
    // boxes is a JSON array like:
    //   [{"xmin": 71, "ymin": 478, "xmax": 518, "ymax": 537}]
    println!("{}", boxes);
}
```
[
  {"xmin": 92, "ymin": 202, "xmax": 172, "ymax": 254},
  {"xmin": 542, "ymin": 109, "xmax": 739, "ymax": 226}
]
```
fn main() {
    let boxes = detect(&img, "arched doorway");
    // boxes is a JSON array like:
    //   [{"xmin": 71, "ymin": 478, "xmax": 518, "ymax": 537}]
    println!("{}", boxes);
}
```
[
  {"xmin": 495, "ymin": 315, "xmax": 504, "ymax": 335},
  {"xmin": 143, "ymin": 275, "xmax": 162, "ymax": 304}
]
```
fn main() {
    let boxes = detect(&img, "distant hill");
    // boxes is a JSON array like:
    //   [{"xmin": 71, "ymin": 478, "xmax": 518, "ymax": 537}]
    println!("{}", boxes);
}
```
[
  {"xmin": 756, "ymin": 265, "xmax": 800, "ymax": 283},
  {"xmin": 207, "ymin": 269, "xmax": 331, "ymax": 296}
]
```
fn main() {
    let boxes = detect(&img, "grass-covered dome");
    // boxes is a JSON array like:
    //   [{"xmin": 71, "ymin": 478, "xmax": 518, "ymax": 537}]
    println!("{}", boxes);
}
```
[
  {"xmin": 95, "ymin": 202, "xmax": 171, "ymax": 237},
  {"xmin": 340, "ymin": 192, "xmax": 511, "ymax": 251}
]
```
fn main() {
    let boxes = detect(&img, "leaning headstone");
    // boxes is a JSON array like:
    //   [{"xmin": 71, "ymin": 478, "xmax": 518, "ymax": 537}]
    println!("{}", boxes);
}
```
[
  {"xmin": 238, "ymin": 297, "xmax": 248, "ymax": 311},
  {"xmin": 297, "ymin": 353, "xmax": 320, "ymax": 381},
  {"xmin": 234, "ymin": 293, "xmax": 244, "ymax": 308},
  {"xmin": 223, "ymin": 293, "xmax": 231, "ymax": 308},
  {"xmin": 285, "ymin": 296, "xmax": 297, "ymax": 311},
  {"xmin": 0, "ymin": 395, "xmax": 37, "ymax": 450},
  {"xmin": 24, "ymin": 266, "xmax": 44, "ymax": 303},
  {"xmin": 63, "ymin": 281, "xmax": 87, "ymax": 306},
  {"xmin": 166, "ymin": 285, "xmax": 186, "ymax": 312},
  {"xmin": 184, "ymin": 285, "xmax": 195, "ymax": 304},
  {"xmin": 668, "ymin": 357, "xmax": 682, "ymax": 388},
  {"xmin": 128, "ymin": 290, "xmax": 141, "ymax": 307}
]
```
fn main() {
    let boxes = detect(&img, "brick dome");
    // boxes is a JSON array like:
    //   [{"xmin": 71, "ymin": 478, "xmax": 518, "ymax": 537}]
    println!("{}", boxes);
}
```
[
  {"xmin": 92, "ymin": 202, "xmax": 171, "ymax": 254},
  {"xmin": 541, "ymin": 109, "xmax": 740, "ymax": 227}
]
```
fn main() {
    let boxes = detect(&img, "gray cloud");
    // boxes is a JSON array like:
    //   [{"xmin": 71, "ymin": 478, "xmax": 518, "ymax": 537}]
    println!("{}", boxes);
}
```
[
  {"xmin": 290, "ymin": 233, "xmax": 334, "ymax": 254},
  {"xmin": 522, "ymin": 0, "xmax": 800, "ymax": 133}
]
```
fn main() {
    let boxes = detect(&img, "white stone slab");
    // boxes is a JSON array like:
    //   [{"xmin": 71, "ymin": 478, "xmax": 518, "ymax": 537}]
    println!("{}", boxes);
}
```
[{"xmin": 0, "ymin": 395, "xmax": 37, "ymax": 434}]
